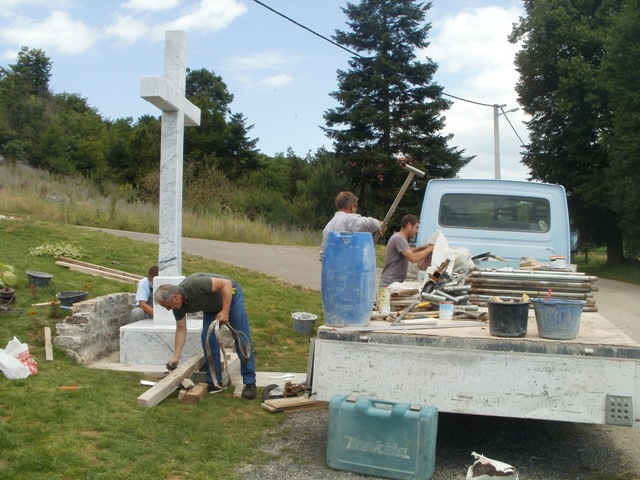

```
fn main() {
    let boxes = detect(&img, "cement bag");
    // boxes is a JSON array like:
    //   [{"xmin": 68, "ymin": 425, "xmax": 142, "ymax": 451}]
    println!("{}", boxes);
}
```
[
  {"xmin": 0, "ymin": 350, "xmax": 30, "ymax": 379},
  {"xmin": 4, "ymin": 336, "xmax": 37, "ymax": 376},
  {"xmin": 466, "ymin": 451, "xmax": 518, "ymax": 479},
  {"xmin": 425, "ymin": 230, "xmax": 455, "ymax": 277}
]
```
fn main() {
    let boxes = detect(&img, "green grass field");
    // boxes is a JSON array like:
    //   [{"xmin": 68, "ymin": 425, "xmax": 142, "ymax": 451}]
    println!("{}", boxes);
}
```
[{"xmin": 0, "ymin": 219, "xmax": 321, "ymax": 480}]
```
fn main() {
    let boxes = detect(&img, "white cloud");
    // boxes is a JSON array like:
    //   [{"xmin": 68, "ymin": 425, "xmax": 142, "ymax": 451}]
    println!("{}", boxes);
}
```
[
  {"xmin": 227, "ymin": 52, "xmax": 292, "ymax": 71},
  {"xmin": 160, "ymin": 0, "xmax": 247, "ymax": 34},
  {"xmin": 429, "ymin": 6, "xmax": 521, "ymax": 75},
  {"xmin": 427, "ymin": 5, "xmax": 528, "ymax": 180},
  {"xmin": 104, "ymin": 14, "xmax": 150, "ymax": 45},
  {"xmin": 0, "ymin": 10, "xmax": 98, "ymax": 55},
  {"xmin": 122, "ymin": 0, "xmax": 181, "ymax": 11},
  {"xmin": 239, "ymin": 74, "xmax": 293, "ymax": 91}
]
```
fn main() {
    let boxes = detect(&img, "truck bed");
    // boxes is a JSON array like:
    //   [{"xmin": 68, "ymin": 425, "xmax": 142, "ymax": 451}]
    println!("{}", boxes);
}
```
[{"xmin": 310, "ymin": 312, "xmax": 640, "ymax": 427}]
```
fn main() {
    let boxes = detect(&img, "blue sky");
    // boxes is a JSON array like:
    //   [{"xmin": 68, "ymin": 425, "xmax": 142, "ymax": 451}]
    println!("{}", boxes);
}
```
[{"xmin": 0, "ymin": 0, "xmax": 529, "ymax": 180}]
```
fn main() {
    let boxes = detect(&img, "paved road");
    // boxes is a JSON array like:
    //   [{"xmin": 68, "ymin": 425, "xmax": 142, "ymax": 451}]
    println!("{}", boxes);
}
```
[
  {"xmin": 89, "ymin": 227, "xmax": 640, "ymax": 340},
  {"xmin": 91, "ymin": 227, "xmax": 640, "ymax": 477}
]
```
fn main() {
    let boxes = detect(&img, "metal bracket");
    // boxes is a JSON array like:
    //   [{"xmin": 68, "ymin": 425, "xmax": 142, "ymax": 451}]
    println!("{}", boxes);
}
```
[{"xmin": 605, "ymin": 395, "xmax": 634, "ymax": 426}]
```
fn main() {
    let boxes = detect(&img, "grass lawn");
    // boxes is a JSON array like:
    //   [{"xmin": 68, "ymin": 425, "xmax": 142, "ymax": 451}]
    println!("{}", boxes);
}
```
[{"xmin": 0, "ymin": 218, "xmax": 321, "ymax": 480}]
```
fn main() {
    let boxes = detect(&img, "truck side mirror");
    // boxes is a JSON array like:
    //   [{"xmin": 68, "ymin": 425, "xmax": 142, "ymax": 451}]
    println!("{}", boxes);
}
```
[{"xmin": 570, "ymin": 231, "xmax": 579, "ymax": 255}]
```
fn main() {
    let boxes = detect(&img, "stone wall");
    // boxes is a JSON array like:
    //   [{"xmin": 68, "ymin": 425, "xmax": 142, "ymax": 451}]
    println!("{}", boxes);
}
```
[{"xmin": 54, "ymin": 293, "xmax": 134, "ymax": 364}]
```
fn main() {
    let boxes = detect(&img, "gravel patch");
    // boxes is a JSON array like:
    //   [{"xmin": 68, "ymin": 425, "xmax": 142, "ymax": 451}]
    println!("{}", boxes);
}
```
[{"xmin": 238, "ymin": 409, "xmax": 640, "ymax": 480}]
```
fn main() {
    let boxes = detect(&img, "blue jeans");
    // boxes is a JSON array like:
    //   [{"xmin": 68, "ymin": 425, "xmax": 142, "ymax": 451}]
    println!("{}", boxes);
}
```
[{"xmin": 201, "ymin": 283, "xmax": 256, "ymax": 385}]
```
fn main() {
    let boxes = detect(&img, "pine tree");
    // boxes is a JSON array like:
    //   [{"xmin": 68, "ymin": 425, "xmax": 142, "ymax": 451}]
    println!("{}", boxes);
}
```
[{"xmin": 323, "ymin": 0, "xmax": 471, "ymax": 220}]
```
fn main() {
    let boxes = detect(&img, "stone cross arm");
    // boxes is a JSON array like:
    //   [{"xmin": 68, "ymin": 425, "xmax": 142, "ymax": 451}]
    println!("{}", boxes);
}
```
[{"xmin": 141, "ymin": 77, "xmax": 201, "ymax": 127}]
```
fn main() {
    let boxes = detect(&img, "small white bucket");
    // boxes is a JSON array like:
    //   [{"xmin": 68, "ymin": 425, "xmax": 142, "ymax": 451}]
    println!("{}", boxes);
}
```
[
  {"xmin": 291, "ymin": 311, "xmax": 317, "ymax": 335},
  {"xmin": 439, "ymin": 301, "xmax": 454, "ymax": 320},
  {"xmin": 549, "ymin": 255, "xmax": 567, "ymax": 268}
]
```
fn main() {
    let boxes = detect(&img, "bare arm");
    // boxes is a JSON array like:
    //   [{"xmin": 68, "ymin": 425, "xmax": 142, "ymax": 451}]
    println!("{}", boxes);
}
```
[
  {"xmin": 168, "ymin": 317, "xmax": 187, "ymax": 368},
  {"xmin": 401, "ymin": 243, "xmax": 434, "ymax": 263},
  {"xmin": 211, "ymin": 277, "xmax": 233, "ymax": 325},
  {"xmin": 138, "ymin": 300, "xmax": 153, "ymax": 316}
]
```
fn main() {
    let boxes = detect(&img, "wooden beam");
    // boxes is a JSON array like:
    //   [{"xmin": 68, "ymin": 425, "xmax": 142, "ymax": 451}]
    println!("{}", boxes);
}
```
[
  {"xmin": 136, "ymin": 353, "xmax": 205, "ymax": 408},
  {"xmin": 55, "ymin": 261, "xmax": 140, "ymax": 284},
  {"xmin": 44, "ymin": 327, "xmax": 53, "ymax": 361},
  {"xmin": 180, "ymin": 383, "xmax": 208, "ymax": 404},
  {"xmin": 57, "ymin": 257, "xmax": 143, "ymax": 280}
]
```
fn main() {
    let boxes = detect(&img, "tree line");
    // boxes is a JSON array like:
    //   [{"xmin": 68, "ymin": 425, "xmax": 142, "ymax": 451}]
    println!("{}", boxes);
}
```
[{"xmin": 1, "ymin": 0, "xmax": 638, "ymax": 264}]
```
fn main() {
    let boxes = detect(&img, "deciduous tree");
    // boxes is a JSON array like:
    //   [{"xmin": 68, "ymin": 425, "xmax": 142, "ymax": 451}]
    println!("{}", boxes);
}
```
[{"xmin": 510, "ymin": 0, "xmax": 633, "ymax": 264}]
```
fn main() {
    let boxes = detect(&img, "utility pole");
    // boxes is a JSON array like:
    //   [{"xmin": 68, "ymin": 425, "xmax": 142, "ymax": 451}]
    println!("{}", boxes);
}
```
[{"xmin": 493, "ymin": 104, "xmax": 519, "ymax": 179}]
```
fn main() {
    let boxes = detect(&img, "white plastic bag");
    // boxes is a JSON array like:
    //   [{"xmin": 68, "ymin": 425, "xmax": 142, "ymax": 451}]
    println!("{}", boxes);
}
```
[
  {"xmin": 2, "ymin": 336, "xmax": 37, "ymax": 377},
  {"xmin": 466, "ymin": 451, "xmax": 518, "ymax": 479},
  {"xmin": 0, "ymin": 349, "xmax": 30, "ymax": 379}
]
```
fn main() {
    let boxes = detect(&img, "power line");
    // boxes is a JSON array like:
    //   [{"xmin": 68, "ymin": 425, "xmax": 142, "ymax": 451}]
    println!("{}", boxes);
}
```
[
  {"xmin": 442, "ymin": 92, "xmax": 493, "ymax": 108},
  {"xmin": 251, "ymin": 0, "xmax": 360, "ymax": 58},
  {"xmin": 251, "ymin": 0, "xmax": 527, "ymax": 147},
  {"xmin": 500, "ymin": 106, "xmax": 527, "ymax": 147}
]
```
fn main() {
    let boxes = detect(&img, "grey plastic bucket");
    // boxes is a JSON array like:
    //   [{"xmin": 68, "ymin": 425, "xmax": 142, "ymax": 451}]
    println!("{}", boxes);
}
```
[
  {"xmin": 487, "ymin": 299, "xmax": 530, "ymax": 337},
  {"xmin": 532, "ymin": 298, "xmax": 585, "ymax": 340},
  {"xmin": 291, "ymin": 311, "xmax": 317, "ymax": 335},
  {"xmin": 56, "ymin": 290, "xmax": 88, "ymax": 307},
  {"xmin": 27, "ymin": 270, "xmax": 53, "ymax": 288}
]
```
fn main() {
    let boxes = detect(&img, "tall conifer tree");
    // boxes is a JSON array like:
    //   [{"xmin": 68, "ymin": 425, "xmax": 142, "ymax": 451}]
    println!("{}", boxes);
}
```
[{"xmin": 323, "ymin": 0, "xmax": 471, "ymax": 219}]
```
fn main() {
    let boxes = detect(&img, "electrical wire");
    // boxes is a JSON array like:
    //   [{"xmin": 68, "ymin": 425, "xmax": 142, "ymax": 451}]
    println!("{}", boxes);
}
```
[
  {"xmin": 500, "ymin": 106, "xmax": 528, "ymax": 147},
  {"xmin": 250, "ymin": 0, "xmax": 527, "ymax": 147}
]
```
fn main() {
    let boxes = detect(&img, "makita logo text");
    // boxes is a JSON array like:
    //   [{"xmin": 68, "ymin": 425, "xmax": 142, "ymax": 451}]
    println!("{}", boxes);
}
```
[{"xmin": 343, "ymin": 436, "xmax": 410, "ymax": 459}]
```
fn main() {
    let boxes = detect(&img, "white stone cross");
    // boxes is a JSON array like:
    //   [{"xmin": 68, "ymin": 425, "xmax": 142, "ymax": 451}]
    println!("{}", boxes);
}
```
[{"xmin": 140, "ymin": 30, "xmax": 201, "ymax": 277}]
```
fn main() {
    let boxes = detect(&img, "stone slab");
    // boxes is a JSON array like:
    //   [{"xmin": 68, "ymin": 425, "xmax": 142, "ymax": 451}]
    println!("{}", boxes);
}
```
[{"xmin": 120, "ymin": 318, "xmax": 201, "ymax": 365}]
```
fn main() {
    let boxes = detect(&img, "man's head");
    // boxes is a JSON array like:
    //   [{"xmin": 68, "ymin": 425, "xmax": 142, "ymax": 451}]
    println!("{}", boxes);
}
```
[
  {"xmin": 400, "ymin": 214, "xmax": 420, "ymax": 237},
  {"xmin": 335, "ymin": 191, "xmax": 358, "ymax": 213},
  {"xmin": 147, "ymin": 266, "xmax": 158, "ymax": 282},
  {"xmin": 154, "ymin": 284, "xmax": 183, "ymax": 311}
]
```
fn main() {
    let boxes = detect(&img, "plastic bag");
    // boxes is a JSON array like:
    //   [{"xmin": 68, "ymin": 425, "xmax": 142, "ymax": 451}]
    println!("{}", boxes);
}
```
[
  {"xmin": 0, "ymin": 349, "xmax": 30, "ymax": 379},
  {"xmin": 3, "ymin": 336, "xmax": 37, "ymax": 376}
]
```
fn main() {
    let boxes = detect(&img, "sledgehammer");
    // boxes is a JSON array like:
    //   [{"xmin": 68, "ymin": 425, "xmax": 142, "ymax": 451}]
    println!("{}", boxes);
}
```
[{"xmin": 374, "ymin": 164, "xmax": 426, "ymax": 242}]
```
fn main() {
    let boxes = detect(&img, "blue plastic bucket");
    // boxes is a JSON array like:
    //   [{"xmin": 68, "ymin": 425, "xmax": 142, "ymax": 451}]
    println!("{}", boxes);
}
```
[
  {"xmin": 321, "ymin": 232, "xmax": 376, "ymax": 327},
  {"xmin": 532, "ymin": 298, "xmax": 585, "ymax": 340}
]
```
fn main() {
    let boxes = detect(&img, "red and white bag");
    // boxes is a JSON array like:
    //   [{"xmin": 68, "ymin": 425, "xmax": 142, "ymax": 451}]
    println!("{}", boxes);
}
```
[{"xmin": 4, "ymin": 336, "xmax": 37, "ymax": 376}]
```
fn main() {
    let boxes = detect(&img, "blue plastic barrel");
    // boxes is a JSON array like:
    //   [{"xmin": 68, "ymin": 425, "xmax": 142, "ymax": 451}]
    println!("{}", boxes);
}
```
[{"xmin": 321, "ymin": 232, "xmax": 376, "ymax": 327}]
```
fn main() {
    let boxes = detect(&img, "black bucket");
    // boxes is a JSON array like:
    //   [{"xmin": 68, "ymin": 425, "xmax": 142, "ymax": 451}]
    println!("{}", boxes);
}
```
[{"xmin": 487, "ymin": 299, "xmax": 530, "ymax": 338}]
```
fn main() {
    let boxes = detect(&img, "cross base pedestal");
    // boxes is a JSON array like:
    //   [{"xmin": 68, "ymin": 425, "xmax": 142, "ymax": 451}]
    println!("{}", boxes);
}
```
[{"xmin": 120, "ymin": 318, "xmax": 201, "ymax": 365}]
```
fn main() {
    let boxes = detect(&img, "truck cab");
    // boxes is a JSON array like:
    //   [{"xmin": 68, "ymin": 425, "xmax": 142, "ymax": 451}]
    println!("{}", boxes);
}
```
[{"xmin": 415, "ymin": 179, "xmax": 572, "ymax": 263}]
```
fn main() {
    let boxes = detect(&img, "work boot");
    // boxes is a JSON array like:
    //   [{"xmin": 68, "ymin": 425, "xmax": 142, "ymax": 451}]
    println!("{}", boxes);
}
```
[{"xmin": 242, "ymin": 383, "xmax": 257, "ymax": 400}]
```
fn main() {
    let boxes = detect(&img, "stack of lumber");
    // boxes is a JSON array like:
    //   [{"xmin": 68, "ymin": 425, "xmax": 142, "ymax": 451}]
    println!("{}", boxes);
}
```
[
  {"xmin": 55, "ymin": 257, "xmax": 143, "ymax": 284},
  {"xmin": 466, "ymin": 268, "xmax": 598, "ymax": 312}
]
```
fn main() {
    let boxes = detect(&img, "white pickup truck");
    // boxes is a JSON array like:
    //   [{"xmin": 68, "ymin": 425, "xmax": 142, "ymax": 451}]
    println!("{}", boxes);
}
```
[{"xmin": 309, "ymin": 179, "xmax": 639, "ymax": 428}]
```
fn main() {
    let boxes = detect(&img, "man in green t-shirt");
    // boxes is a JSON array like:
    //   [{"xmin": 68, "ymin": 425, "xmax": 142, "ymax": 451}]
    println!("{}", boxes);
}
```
[{"xmin": 155, "ymin": 273, "xmax": 257, "ymax": 400}]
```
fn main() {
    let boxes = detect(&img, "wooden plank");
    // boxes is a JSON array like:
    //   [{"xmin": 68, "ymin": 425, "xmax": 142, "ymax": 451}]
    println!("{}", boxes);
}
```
[
  {"xmin": 262, "ymin": 396, "xmax": 329, "ymax": 412},
  {"xmin": 44, "ymin": 327, "xmax": 53, "ymax": 361},
  {"xmin": 57, "ymin": 257, "xmax": 143, "ymax": 280},
  {"xmin": 55, "ymin": 261, "xmax": 140, "ymax": 284},
  {"xmin": 260, "ymin": 402, "xmax": 280, "ymax": 413},
  {"xmin": 32, "ymin": 301, "xmax": 58, "ymax": 307},
  {"xmin": 136, "ymin": 353, "xmax": 205, "ymax": 408}
]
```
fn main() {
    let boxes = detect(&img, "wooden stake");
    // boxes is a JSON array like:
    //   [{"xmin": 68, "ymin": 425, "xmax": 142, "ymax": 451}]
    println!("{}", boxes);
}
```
[{"xmin": 44, "ymin": 327, "xmax": 53, "ymax": 361}]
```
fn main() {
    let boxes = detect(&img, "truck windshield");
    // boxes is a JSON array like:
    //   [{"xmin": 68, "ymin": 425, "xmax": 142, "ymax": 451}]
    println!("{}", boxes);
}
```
[{"xmin": 438, "ymin": 194, "xmax": 551, "ymax": 232}]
